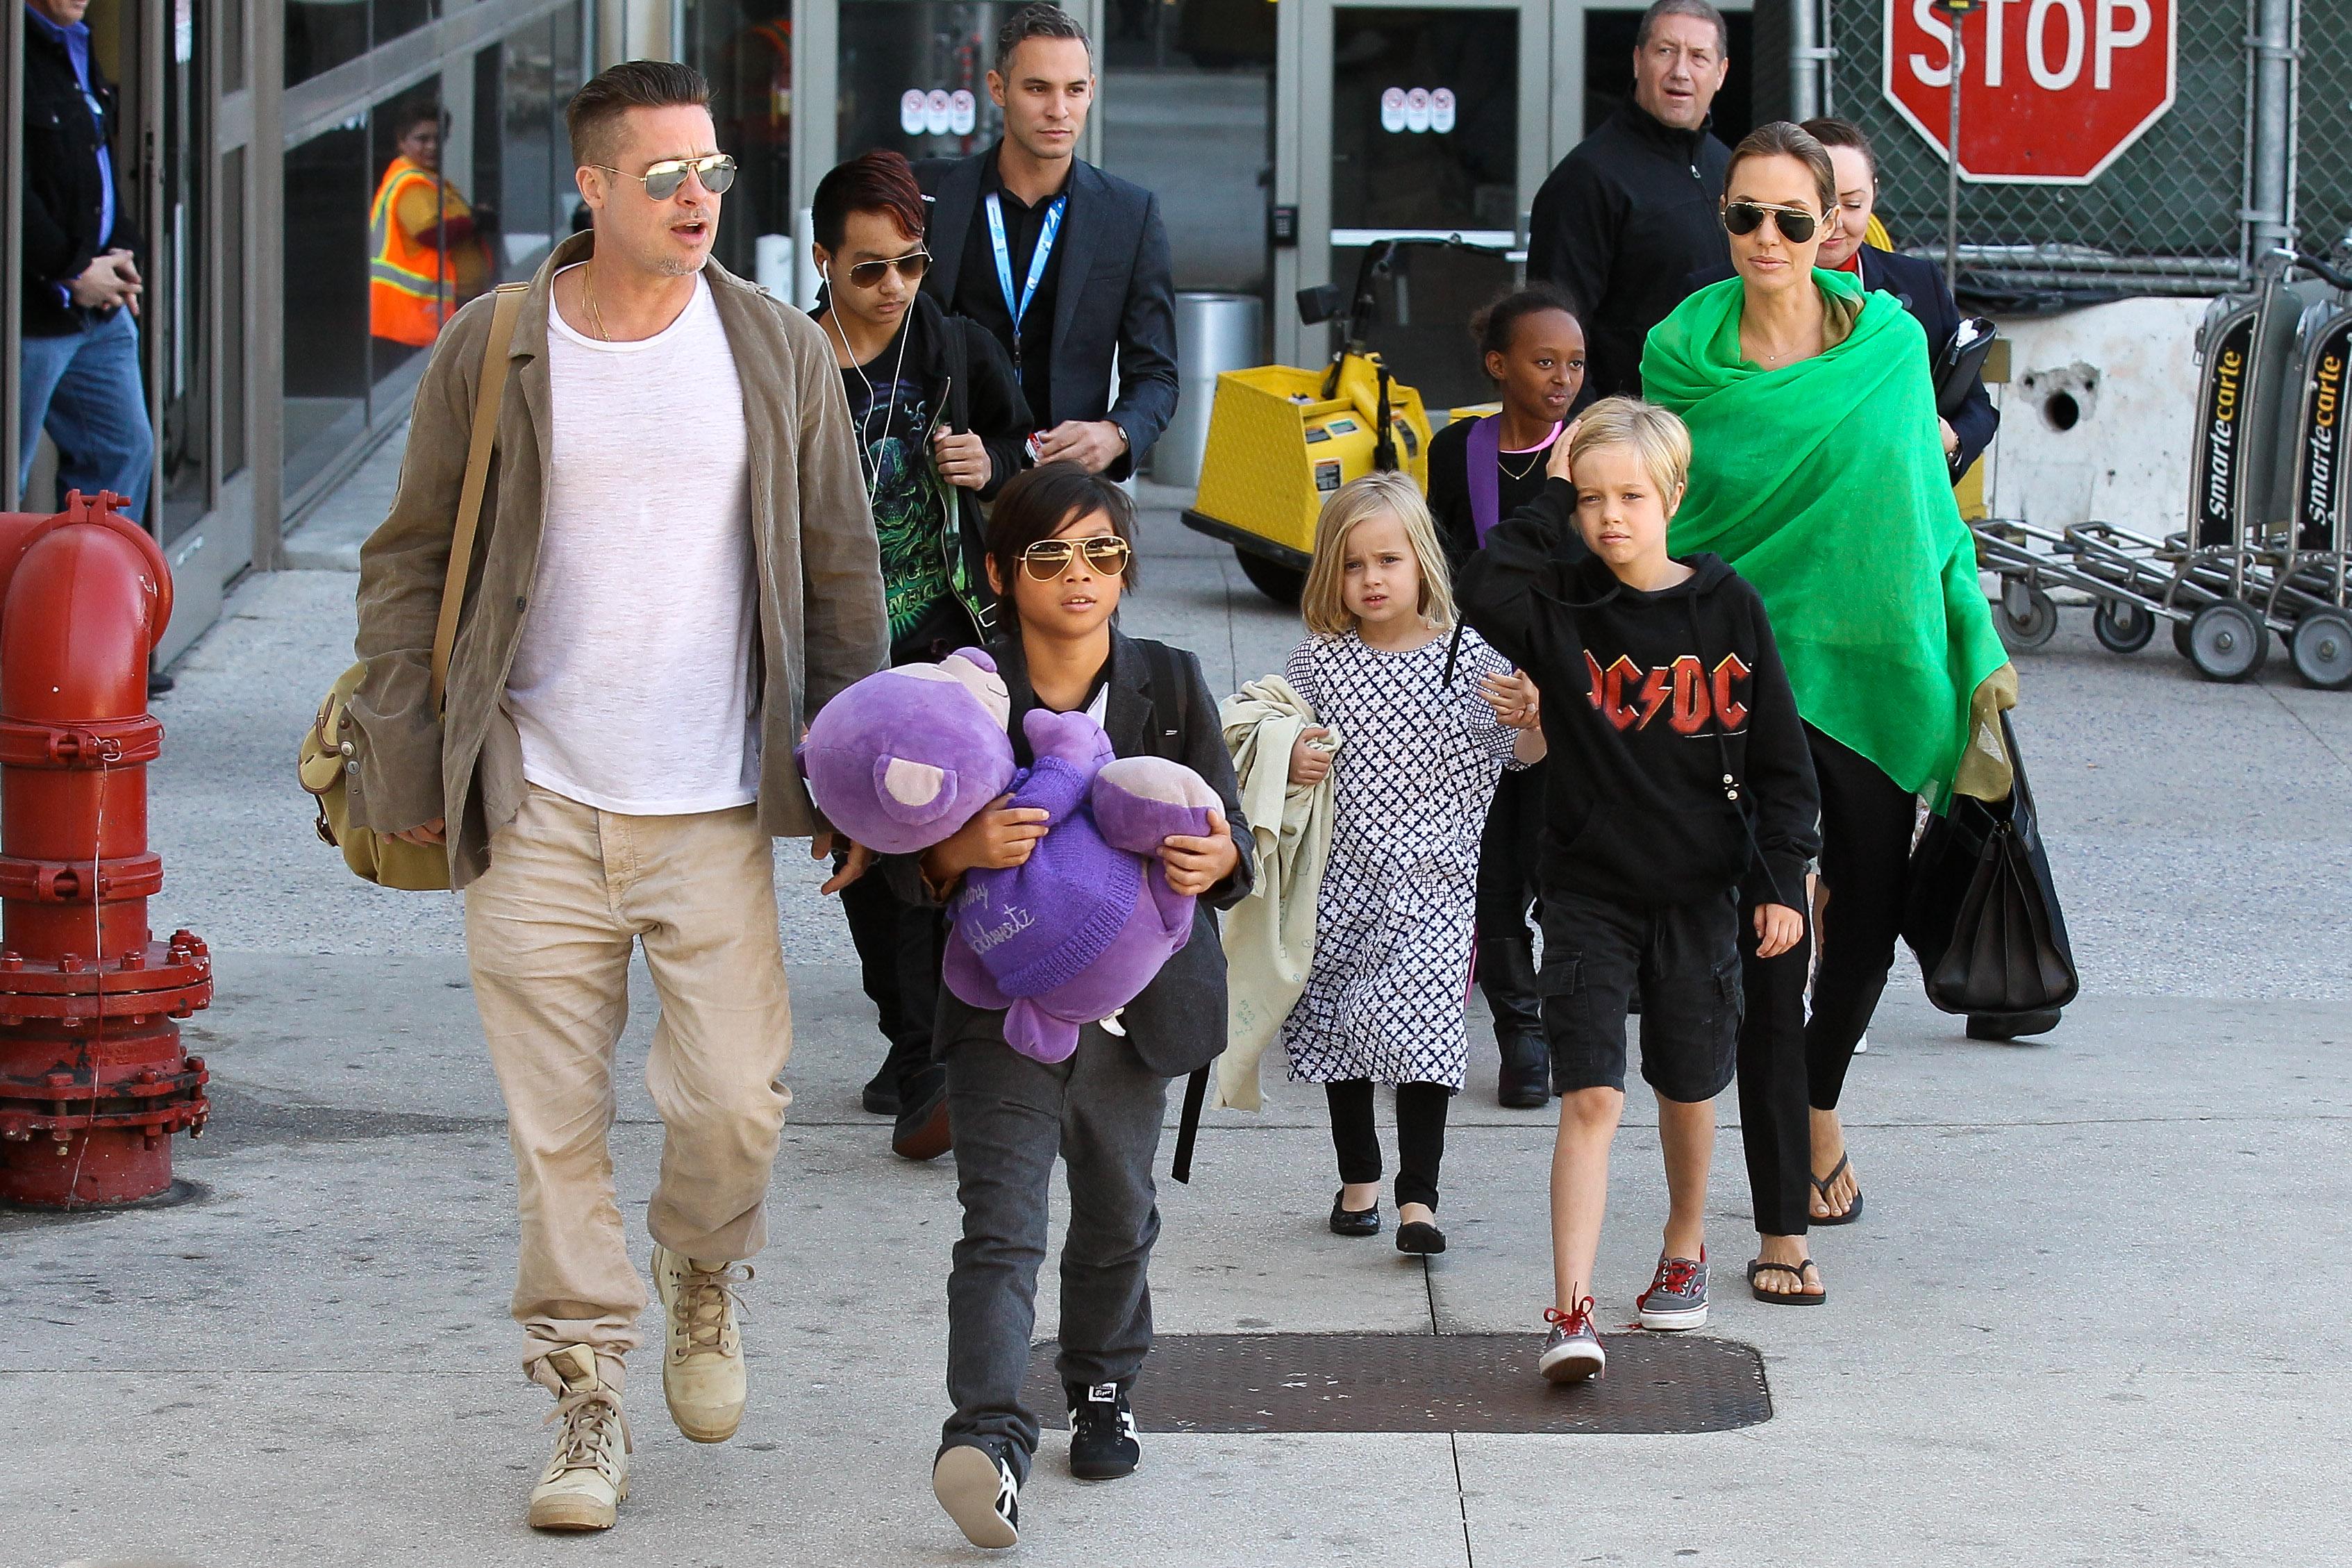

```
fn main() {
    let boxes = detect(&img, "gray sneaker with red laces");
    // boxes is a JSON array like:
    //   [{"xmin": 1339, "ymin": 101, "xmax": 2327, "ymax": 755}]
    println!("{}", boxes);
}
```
[{"xmin": 1636, "ymin": 1252, "xmax": 1709, "ymax": 1331}]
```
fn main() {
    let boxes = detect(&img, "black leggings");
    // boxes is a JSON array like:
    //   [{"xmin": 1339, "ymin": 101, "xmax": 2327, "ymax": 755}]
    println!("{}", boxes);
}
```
[
  {"xmin": 1475, "ymin": 760, "xmax": 1546, "ymax": 941},
  {"xmin": 1735, "ymin": 724, "xmax": 1915, "ymax": 1236},
  {"xmin": 1325, "ymin": 1080, "xmax": 1453, "ymax": 1211}
]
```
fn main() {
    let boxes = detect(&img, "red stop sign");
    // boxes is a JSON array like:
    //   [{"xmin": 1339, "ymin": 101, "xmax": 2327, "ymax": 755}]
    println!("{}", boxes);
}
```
[{"xmin": 1883, "ymin": 0, "xmax": 2176, "ymax": 183}]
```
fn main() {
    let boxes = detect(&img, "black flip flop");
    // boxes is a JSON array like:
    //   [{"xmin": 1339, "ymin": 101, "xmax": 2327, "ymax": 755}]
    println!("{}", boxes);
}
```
[
  {"xmin": 1746, "ymin": 1258, "xmax": 1826, "ymax": 1306},
  {"xmin": 1808, "ymin": 1152, "xmax": 1865, "ymax": 1226}
]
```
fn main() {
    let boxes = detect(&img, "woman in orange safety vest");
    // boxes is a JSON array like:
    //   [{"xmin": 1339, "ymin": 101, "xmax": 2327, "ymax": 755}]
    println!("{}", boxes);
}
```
[{"xmin": 369, "ymin": 106, "xmax": 494, "ymax": 347}]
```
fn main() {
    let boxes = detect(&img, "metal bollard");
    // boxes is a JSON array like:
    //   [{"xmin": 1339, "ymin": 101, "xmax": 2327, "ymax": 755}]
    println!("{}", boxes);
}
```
[{"xmin": 0, "ymin": 491, "xmax": 212, "ymax": 1208}]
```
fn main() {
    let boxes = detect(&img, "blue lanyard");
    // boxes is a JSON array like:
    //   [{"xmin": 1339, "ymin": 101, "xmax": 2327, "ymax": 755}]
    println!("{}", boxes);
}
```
[{"xmin": 985, "ymin": 191, "xmax": 1066, "ymax": 353}]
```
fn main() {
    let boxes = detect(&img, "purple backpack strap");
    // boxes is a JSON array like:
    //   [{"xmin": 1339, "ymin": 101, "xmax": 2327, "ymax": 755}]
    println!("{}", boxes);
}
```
[{"xmin": 1467, "ymin": 415, "xmax": 1502, "ymax": 544}]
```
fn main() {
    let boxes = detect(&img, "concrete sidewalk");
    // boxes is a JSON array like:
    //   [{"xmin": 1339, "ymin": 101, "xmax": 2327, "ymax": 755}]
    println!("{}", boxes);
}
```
[{"xmin": 3, "ymin": 442, "xmax": 2349, "ymax": 1567}]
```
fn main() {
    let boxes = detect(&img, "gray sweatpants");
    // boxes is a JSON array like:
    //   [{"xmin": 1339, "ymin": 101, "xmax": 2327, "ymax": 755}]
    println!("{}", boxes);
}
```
[{"xmin": 939, "ymin": 1008, "xmax": 1170, "ymax": 1477}]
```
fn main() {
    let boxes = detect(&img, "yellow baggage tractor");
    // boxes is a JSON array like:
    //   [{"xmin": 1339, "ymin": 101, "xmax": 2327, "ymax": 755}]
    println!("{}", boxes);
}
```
[{"xmin": 1181, "ymin": 239, "xmax": 1463, "ymax": 603}]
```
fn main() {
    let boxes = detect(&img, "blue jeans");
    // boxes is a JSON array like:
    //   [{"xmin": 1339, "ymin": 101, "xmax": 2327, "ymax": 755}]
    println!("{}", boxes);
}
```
[{"xmin": 18, "ymin": 308, "xmax": 152, "ymax": 522}]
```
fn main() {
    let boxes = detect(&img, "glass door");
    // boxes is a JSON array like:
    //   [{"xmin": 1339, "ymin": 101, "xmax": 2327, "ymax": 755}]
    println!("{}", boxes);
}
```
[{"xmin": 1277, "ymin": 0, "xmax": 1551, "ymax": 408}]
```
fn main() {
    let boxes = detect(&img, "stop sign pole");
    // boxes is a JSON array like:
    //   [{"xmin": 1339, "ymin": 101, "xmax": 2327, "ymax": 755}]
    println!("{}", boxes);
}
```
[{"xmin": 1937, "ymin": 0, "xmax": 1978, "ymax": 290}]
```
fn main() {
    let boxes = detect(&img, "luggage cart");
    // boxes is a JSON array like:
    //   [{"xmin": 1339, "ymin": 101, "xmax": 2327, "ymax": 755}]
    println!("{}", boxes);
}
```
[{"xmin": 1974, "ymin": 248, "xmax": 2352, "ymax": 686}]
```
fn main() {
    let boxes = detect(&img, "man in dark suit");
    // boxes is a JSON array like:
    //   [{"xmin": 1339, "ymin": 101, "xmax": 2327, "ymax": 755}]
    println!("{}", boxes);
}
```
[
  {"xmin": 1678, "ymin": 117, "xmax": 1999, "ymax": 481},
  {"xmin": 914, "ymin": 2, "xmax": 1178, "ymax": 481},
  {"xmin": 1527, "ymin": 0, "xmax": 1733, "ymax": 402}
]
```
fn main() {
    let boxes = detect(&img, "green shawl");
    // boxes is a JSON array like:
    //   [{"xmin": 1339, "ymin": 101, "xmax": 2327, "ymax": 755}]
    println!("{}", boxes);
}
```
[{"xmin": 1642, "ymin": 270, "xmax": 2010, "ymax": 804}]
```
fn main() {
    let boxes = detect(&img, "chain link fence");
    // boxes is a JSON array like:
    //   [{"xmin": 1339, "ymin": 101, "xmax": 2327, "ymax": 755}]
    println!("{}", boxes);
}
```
[
  {"xmin": 2299, "ymin": 0, "xmax": 2352, "ymax": 255},
  {"xmin": 1815, "ymin": 0, "xmax": 2346, "ymax": 297}
]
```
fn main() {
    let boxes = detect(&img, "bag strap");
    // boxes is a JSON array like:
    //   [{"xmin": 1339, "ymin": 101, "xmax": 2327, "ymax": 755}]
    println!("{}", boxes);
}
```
[
  {"xmin": 428, "ymin": 281, "xmax": 529, "ymax": 710},
  {"xmin": 1138, "ymin": 637, "xmax": 1190, "ymax": 761}
]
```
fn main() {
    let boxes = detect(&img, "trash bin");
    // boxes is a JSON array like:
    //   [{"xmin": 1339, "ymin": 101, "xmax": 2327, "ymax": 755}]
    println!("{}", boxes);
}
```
[{"xmin": 1153, "ymin": 292, "xmax": 1264, "ymax": 491}]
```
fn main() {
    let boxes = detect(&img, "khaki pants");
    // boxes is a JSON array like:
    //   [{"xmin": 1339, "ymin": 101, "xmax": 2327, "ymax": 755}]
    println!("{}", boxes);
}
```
[{"xmin": 464, "ymin": 784, "xmax": 794, "ymax": 1390}]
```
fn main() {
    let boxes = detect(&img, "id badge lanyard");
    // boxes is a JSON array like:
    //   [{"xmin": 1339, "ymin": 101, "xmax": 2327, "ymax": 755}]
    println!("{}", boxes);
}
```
[{"xmin": 985, "ymin": 190, "xmax": 1067, "ymax": 387}]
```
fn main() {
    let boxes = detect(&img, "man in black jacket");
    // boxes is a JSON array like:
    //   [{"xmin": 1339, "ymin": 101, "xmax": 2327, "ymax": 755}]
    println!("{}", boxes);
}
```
[
  {"xmin": 915, "ymin": 3, "xmax": 1178, "ymax": 481},
  {"xmin": 17, "ymin": 0, "xmax": 152, "ymax": 519},
  {"xmin": 1527, "ymin": 0, "xmax": 1733, "ymax": 403}
]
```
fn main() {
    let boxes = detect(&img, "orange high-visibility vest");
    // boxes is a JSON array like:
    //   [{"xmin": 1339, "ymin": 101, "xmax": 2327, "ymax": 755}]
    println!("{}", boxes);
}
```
[{"xmin": 369, "ymin": 156, "xmax": 460, "ymax": 346}]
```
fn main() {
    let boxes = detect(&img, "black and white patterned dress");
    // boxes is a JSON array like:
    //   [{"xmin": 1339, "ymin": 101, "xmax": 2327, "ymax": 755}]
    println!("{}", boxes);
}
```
[{"xmin": 1278, "ymin": 627, "xmax": 1521, "ymax": 1089}]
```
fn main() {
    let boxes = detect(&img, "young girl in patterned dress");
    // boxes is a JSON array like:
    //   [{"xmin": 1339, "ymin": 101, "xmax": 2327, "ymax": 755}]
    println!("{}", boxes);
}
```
[{"xmin": 1276, "ymin": 472, "xmax": 1546, "ymax": 1256}]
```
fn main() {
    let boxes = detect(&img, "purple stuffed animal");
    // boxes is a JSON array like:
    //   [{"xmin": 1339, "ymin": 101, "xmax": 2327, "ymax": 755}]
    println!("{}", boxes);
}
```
[
  {"xmin": 943, "ymin": 706, "xmax": 1224, "ymax": 1063},
  {"xmin": 799, "ymin": 649, "xmax": 1016, "ymax": 856}
]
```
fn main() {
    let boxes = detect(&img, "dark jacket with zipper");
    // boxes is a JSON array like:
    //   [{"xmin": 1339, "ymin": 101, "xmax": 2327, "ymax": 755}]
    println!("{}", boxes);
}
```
[
  {"xmin": 858, "ymin": 290, "xmax": 1032, "ymax": 645},
  {"xmin": 886, "ymin": 629, "xmax": 1255, "ymax": 1078},
  {"xmin": 21, "ymin": 13, "xmax": 143, "ymax": 337},
  {"xmin": 1456, "ymin": 478, "xmax": 1819, "ymax": 910},
  {"xmin": 1527, "ymin": 100, "xmax": 1730, "ymax": 403}
]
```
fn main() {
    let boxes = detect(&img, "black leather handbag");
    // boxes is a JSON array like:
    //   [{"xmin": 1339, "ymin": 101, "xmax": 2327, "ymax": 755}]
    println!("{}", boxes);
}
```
[{"xmin": 1902, "ymin": 713, "xmax": 2078, "ymax": 1018}]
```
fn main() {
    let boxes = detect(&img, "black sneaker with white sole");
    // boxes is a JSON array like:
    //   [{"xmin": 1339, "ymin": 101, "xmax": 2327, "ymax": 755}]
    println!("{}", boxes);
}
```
[
  {"xmin": 934, "ymin": 1442, "xmax": 1020, "ymax": 1549},
  {"xmin": 1067, "ymin": 1383, "xmax": 1141, "ymax": 1481}
]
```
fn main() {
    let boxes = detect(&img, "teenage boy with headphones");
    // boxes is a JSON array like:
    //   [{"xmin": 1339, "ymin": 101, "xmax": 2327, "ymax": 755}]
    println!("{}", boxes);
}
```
[{"xmin": 808, "ymin": 149, "xmax": 1034, "ymax": 1159}]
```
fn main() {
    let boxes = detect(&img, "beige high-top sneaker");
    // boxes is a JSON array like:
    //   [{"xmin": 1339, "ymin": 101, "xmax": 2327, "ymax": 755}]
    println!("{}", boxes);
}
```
[
  {"xmin": 527, "ymin": 1345, "xmax": 630, "ymax": 1532},
  {"xmin": 652, "ymin": 1244, "xmax": 749, "ymax": 1442}
]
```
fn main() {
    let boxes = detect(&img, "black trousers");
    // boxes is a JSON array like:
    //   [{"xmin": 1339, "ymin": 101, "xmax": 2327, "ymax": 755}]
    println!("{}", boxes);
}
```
[
  {"xmin": 1325, "ymin": 1080, "xmax": 1453, "ymax": 1211},
  {"xmin": 1735, "ymin": 724, "xmax": 1915, "ymax": 1236},
  {"xmin": 838, "ymin": 867, "xmax": 946, "ymax": 1095},
  {"xmin": 1475, "ymin": 759, "xmax": 1546, "ymax": 940}
]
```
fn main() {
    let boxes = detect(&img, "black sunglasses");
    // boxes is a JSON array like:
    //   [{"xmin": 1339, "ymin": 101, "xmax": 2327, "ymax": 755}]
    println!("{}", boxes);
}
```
[
  {"xmin": 1722, "ymin": 200, "xmax": 1826, "ymax": 245},
  {"xmin": 844, "ymin": 250, "xmax": 932, "ymax": 289}
]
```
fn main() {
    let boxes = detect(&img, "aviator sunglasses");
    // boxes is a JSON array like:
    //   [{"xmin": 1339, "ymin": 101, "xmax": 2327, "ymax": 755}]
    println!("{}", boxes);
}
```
[
  {"xmin": 592, "ymin": 153, "xmax": 738, "ymax": 201},
  {"xmin": 843, "ymin": 250, "xmax": 933, "ymax": 289},
  {"xmin": 1019, "ymin": 536, "xmax": 1133, "ymax": 579},
  {"xmin": 1721, "ymin": 200, "xmax": 1826, "ymax": 244}
]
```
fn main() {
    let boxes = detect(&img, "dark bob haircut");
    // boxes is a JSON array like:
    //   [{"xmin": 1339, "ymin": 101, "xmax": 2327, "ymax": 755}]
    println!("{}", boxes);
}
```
[
  {"xmin": 811, "ymin": 149, "xmax": 928, "ymax": 254},
  {"xmin": 985, "ymin": 462, "xmax": 1139, "ymax": 593}
]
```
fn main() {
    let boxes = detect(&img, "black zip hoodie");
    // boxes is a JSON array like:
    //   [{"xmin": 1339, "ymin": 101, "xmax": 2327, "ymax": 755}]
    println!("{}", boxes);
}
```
[{"xmin": 1457, "ymin": 478, "xmax": 1820, "ymax": 911}]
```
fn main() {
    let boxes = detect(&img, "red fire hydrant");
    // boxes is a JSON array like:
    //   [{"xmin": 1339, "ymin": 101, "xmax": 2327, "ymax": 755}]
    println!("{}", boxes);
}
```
[{"xmin": 0, "ymin": 490, "xmax": 211, "ymax": 1208}]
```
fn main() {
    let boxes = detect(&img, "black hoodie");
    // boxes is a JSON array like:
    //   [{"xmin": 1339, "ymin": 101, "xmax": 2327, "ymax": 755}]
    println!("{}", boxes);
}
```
[{"xmin": 1457, "ymin": 478, "xmax": 1820, "ymax": 911}]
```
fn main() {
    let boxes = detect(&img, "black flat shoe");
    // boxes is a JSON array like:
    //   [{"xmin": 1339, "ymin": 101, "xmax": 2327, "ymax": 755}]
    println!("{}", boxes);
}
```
[
  {"xmin": 1328, "ymin": 1191, "xmax": 1381, "ymax": 1237},
  {"xmin": 1395, "ymin": 1220, "xmax": 1446, "ymax": 1256}
]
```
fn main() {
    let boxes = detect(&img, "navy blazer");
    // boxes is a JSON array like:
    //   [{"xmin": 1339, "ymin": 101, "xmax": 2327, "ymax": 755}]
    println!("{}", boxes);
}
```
[
  {"xmin": 1678, "ymin": 250, "xmax": 2000, "ymax": 480},
  {"xmin": 888, "ymin": 631, "xmax": 1253, "ymax": 1079},
  {"xmin": 915, "ymin": 151, "xmax": 1181, "ymax": 482}
]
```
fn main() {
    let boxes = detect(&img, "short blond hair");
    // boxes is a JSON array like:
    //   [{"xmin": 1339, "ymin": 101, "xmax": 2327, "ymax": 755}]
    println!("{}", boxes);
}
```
[
  {"xmin": 1567, "ymin": 397, "xmax": 1693, "ymax": 502},
  {"xmin": 1299, "ymin": 471, "xmax": 1456, "ymax": 638}
]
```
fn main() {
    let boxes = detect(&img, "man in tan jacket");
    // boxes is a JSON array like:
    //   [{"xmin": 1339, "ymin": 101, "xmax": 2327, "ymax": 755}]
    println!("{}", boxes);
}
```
[{"xmin": 347, "ymin": 60, "xmax": 887, "ymax": 1533}]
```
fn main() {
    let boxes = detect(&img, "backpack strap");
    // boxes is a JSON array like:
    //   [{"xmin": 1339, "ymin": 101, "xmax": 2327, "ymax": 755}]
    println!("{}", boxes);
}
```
[
  {"xmin": 1136, "ymin": 636, "xmax": 1212, "ymax": 1181},
  {"xmin": 428, "ymin": 281, "xmax": 528, "ymax": 710}
]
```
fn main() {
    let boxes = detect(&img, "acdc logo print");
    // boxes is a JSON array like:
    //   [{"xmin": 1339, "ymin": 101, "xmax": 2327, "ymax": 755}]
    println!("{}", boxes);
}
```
[{"xmin": 1583, "ymin": 650, "xmax": 1751, "ymax": 735}]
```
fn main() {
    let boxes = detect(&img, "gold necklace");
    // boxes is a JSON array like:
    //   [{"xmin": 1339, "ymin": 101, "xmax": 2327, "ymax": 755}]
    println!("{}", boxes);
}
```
[
  {"xmin": 1499, "ymin": 445, "xmax": 1546, "ymax": 482},
  {"xmin": 583, "ymin": 260, "xmax": 611, "ymax": 342}
]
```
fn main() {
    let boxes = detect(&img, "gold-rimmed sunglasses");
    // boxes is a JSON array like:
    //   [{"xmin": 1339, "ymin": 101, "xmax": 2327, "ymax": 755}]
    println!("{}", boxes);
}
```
[
  {"xmin": 844, "ymin": 249, "xmax": 932, "ymax": 289},
  {"xmin": 592, "ymin": 153, "xmax": 738, "ymax": 201},
  {"xmin": 1721, "ymin": 200, "xmax": 1826, "ymax": 244},
  {"xmin": 1019, "ymin": 536, "xmax": 1133, "ymax": 579}
]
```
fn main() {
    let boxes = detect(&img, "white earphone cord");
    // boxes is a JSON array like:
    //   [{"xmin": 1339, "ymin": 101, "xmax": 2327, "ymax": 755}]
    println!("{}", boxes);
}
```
[{"xmin": 821, "ymin": 263, "xmax": 915, "ymax": 512}]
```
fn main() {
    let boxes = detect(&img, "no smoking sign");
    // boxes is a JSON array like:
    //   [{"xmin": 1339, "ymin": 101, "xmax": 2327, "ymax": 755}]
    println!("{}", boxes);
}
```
[{"xmin": 1883, "ymin": 0, "xmax": 2176, "ymax": 183}]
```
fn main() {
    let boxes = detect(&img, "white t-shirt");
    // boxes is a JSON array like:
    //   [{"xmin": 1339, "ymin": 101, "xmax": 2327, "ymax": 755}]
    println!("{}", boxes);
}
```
[{"xmin": 506, "ymin": 268, "xmax": 760, "ymax": 815}]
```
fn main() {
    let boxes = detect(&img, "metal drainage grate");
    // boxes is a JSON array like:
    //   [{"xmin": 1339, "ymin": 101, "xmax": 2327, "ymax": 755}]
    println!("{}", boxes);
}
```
[{"xmin": 1027, "ymin": 1332, "xmax": 1771, "ymax": 1435}]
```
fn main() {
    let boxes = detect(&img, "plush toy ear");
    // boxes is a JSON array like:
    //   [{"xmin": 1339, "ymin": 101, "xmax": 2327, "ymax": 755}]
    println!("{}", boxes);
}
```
[
  {"xmin": 872, "ymin": 755, "xmax": 958, "ymax": 824},
  {"xmin": 940, "ymin": 649, "xmax": 1013, "ymax": 729}
]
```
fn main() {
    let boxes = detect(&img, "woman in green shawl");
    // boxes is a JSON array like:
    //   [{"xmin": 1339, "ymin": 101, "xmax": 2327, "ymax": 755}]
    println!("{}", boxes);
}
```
[{"xmin": 1641, "ymin": 122, "xmax": 2012, "ymax": 1304}]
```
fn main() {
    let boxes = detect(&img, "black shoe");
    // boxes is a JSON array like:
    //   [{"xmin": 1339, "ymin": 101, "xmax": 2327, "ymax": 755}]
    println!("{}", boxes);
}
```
[
  {"xmin": 1396, "ymin": 1219, "xmax": 1447, "ymax": 1256},
  {"xmin": 1067, "ymin": 1383, "xmax": 1141, "ymax": 1481},
  {"xmin": 1496, "ymin": 1033, "xmax": 1551, "ymax": 1110},
  {"xmin": 861, "ymin": 1065, "xmax": 901, "ymax": 1117},
  {"xmin": 892, "ymin": 1067, "xmax": 952, "ymax": 1161},
  {"xmin": 933, "ymin": 1442, "xmax": 1020, "ymax": 1548},
  {"xmin": 1328, "ymin": 1190, "xmax": 1381, "ymax": 1237},
  {"xmin": 146, "ymin": 669, "xmax": 174, "ymax": 698}
]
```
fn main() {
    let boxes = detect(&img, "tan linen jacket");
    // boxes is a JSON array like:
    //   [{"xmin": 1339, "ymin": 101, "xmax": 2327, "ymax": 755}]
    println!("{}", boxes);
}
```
[{"xmin": 347, "ymin": 231, "xmax": 888, "ymax": 887}]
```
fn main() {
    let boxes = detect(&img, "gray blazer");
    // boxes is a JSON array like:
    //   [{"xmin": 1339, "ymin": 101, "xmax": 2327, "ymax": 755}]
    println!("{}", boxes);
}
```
[{"xmin": 893, "ymin": 631, "xmax": 1253, "ymax": 1078}]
